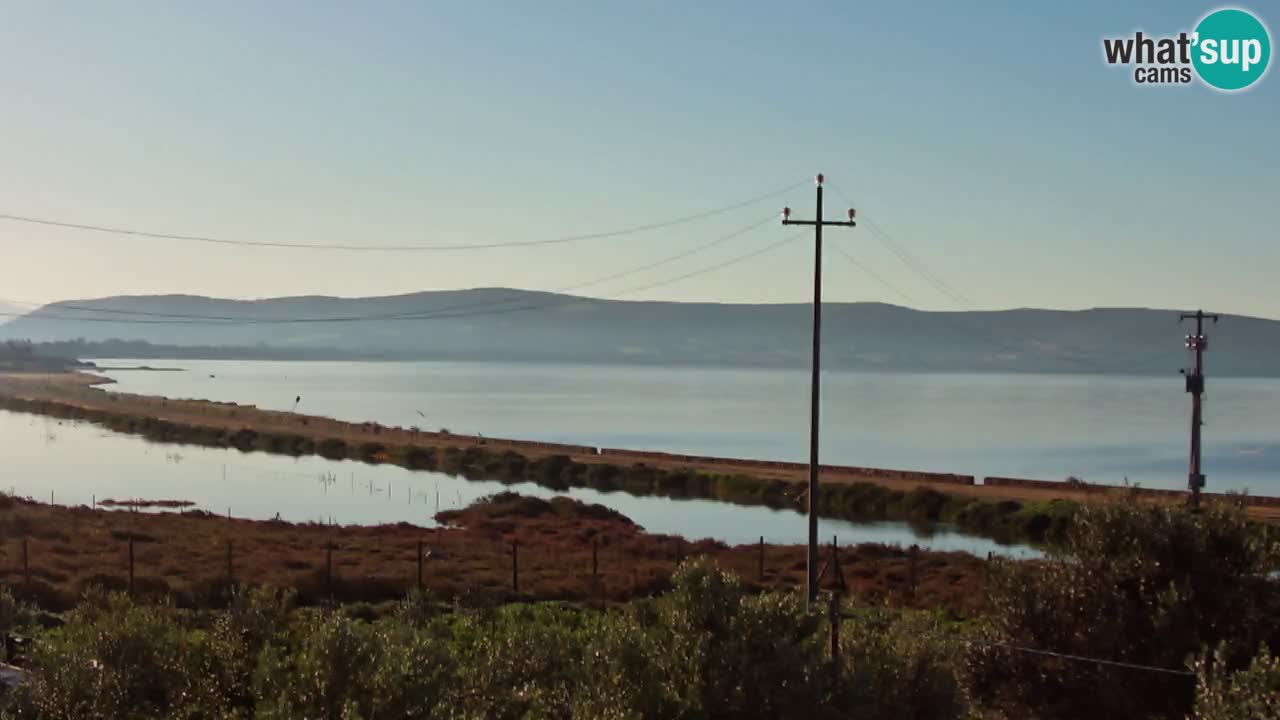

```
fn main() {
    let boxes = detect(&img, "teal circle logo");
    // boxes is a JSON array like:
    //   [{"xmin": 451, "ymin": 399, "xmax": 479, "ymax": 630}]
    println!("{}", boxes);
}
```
[{"xmin": 1192, "ymin": 8, "xmax": 1271, "ymax": 91}]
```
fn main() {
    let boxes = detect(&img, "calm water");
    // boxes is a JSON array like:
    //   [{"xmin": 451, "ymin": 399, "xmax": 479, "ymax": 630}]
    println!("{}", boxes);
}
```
[
  {"xmin": 0, "ymin": 411, "xmax": 1032, "ymax": 557},
  {"xmin": 94, "ymin": 359, "xmax": 1280, "ymax": 496}
]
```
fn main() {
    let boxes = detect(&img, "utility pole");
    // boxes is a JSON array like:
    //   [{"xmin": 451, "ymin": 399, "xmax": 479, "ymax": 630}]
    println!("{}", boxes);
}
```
[
  {"xmin": 782, "ymin": 173, "xmax": 856, "ymax": 608},
  {"xmin": 1180, "ymin": 309, "xmax": 1219, "ymax": 509}
]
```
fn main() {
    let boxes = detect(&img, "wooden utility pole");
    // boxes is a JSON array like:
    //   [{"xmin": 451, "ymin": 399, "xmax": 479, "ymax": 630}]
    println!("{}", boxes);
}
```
[
  {"xmin": 1180, "ymin": 310, "xmax": 1219, "ymax": 509},
  {"xmin": 782, "ymin": 173, "xmax": 856, "ymax": 609}
]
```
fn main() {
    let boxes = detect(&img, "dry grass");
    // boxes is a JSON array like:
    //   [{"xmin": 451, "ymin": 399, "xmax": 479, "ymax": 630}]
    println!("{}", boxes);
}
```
[{"xmin": 0, "ymin": 493, "xmax": 989, "ymax": 616}]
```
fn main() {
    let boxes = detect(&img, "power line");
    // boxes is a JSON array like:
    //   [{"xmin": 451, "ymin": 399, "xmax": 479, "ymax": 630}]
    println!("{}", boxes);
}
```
[
  {"xmin": 0, "ymin": 215, "xmax": 778, "ymax": 326},
  {"xmin": 557, "ymin": 216, "xmax": 776, "ymax": 294},
  {"xmin": 862, "ymin": 217, "xmax": 973, "ymax": 306},
  {"xmin": 969, "ymin": 639, "xmax": 1194, "ymax": 677},
  {"xmin": 0, "ymin": 180, "xmax": 805, "ymax": 252},
  {"xmin": 821, "ymin": 184, "xmax": 1180, "ymax": 373},
  {"xmin": 828, "ymin": 183, "xmax": 972, "ymax": 306},
  {"xmin": 613, "ymin": 230, "xmax": 805, "ymax": 298},
  {"xmin": 830, "ymin": 241, "xmax": 919, "ymax": 306}
]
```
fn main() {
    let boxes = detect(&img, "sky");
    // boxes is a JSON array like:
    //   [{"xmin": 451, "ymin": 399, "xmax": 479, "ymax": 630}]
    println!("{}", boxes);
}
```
[{"xmin": 0, "ymin": 1, "xmax": 1277, "ymax": 317}]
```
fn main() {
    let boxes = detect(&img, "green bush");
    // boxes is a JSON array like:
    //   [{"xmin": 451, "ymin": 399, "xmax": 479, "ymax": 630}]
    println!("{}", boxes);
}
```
[
  {"xmin": 584, "ymin": 462, "xmax": 621, "ymax": 490},
  {"xmin": 4, "ymin": 594, "xmax": 211, "ymax": 720},
  {"xmin": 402, "ymin": 446, "xmax": 436, "ymax": 470},
  {"xmin": 835, "ymin": 608, "xmax": 969, "ymax": 720},
  {"xmin": 204, "ymin": 586, "xmax": 296, "ymax": 711},
  {"xmin": 965, "ymin": 498, "xmax": 1280, "ymax": 720},
  {"xmin": 1191, "ymin": 645, "xmax": 1280, "ymax": 720},
  {"xmin": 356, "ymin": 442, "xmax": 386, "ymax": 462},
  {"xmin": 8, "ymin": 519, "xmax": 1272, "ymax": 720},
  {"xmin": 317, "ymin": 438, "xmax": 350, "ymax": 460},
  {"xmin": 641, "ymin": 561, "xmax": 826, "ymax": 719},
  {"xmin": 445, "ymin": 603, "xmax": 587, "ymax": 719},
  {"xmin": 252, "ymin": 608, "xmax": 452, "ymax": 720},
  {"xmin": 0, "ymin": 586, "xmax": 33, "ymax": 641}
]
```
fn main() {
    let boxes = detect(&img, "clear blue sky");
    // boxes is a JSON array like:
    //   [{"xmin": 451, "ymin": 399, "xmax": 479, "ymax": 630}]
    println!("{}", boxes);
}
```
[{"xmin": 1, "ymin": 1, "xmax": 1276, "ymax": 317}]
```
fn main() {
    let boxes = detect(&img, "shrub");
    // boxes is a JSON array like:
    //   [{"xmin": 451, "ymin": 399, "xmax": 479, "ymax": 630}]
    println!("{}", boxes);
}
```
[
  {"xmin": 403, "ymin": 446, "xmax": 436, "ymax": 470},
  {"xmin": 585, "ymin": 462, "xmax": 622, "ymax": 490},
  {"xmin": 835, "ymin": 608, "xmax": 969, "ymax": 720},
  {"xmin": 1191, "ymin": 645, "xmax": 1280, "ymax": 720},
  {"xmin": 204, "ymin": 586, "xmax": 296, "ymax": 710},
  {"xmin": 253, "ymin": 611, "xmax": 381, "ymax": 719},
  {"xmin": 446, "ymin": 603, "xmax": 586, "ymax": 718},
  {"xmin": 317, "ymin": 438, "xmax": 349, "ymax": 460},
  {"xmin": 965, "ymin": 498, "xmax": 1280, "ymax": 720},
  {"xmin": 357, "ymin": 441, "xmax": 386, "ymax": 462},
  {"xmin": 4, "ymin": 594, "xmax": 211, "ymax": 719},
  {"xmin": 641, "ymin": 560, "xmax": 826, "ymax": 719},
  {"xmin": 0, "ymin": 586, "xmax": 34, "ymax": 649}
]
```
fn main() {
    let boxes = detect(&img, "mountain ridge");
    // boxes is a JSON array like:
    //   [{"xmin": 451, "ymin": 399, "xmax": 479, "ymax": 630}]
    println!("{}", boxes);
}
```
[{"xmin": 2, "ymin": 289, "xmax": 1278, "ymax": 376}]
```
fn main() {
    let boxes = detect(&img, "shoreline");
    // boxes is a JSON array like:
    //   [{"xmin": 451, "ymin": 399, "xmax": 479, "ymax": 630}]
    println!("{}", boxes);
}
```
[
  {"xmin": 1, "ymin": 371, "xmax": 1276, "ymax": 541},
  {"xmin": 90, "ymin": 365, "xmax": 185, "ymax": 372}
]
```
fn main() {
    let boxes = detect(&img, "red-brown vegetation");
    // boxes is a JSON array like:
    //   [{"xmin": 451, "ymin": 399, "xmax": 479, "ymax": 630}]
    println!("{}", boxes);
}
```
[{"xmin": 0, "ymin": 492, "xmax": 989, "ymax": 615}]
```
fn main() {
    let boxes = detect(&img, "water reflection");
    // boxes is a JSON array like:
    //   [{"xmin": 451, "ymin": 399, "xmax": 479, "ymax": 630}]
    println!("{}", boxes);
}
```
[
  {"xmin": 0, "ymin": 410, "xmax": 1037, "ymax": 558},
  {"xmin": 93, "ymin": 359, "xmax": 1280, "ymax": 496}
]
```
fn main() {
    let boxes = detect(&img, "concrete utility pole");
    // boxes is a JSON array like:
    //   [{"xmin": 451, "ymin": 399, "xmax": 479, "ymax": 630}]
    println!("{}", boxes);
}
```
[
  {"xmin": 1180, "ymin": 309, "xmax": 1219, "ymax": 509},
  {"xmin": 782, "ymin": 174, "xmax": 856, "ymax": 609}
]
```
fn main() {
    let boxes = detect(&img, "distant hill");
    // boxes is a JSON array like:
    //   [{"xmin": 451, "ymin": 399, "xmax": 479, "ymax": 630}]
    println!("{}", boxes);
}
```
[
  {"xmin": 1, "ymin": 289, "xmax": 1278, "ymax": 376},
  {"xmin": 0, "ymin": 340, "xmax": 93, "ymax": 373},
  {"xmin": 0, "ymin": 301, "xmax": 27, "ymax": 320}
]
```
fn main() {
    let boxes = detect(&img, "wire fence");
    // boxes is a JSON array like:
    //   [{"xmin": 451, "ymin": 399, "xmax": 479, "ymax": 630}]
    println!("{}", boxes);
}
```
[
  {"xmin": 0, "ymin": 519, "xmax": 946, "ymax": 614},
  {"xmin": 0, "ymin": 525, "xmax": 1200, "ymax": 680}
]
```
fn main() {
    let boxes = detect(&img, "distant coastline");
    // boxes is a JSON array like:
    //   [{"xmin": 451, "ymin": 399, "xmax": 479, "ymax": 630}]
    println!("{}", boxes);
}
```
[
  {"xmin": 4, "ymin": 292, "xmax": 1280, "ymax": 376},
  {"xmin": 15, "ymin": 340, "xmax": 1279, "ymax": 378},
  {"xmin": 1, "ymin": 371, "xmax": 1277, "ymax": 550},
  {"xmin": 90, "ymin": 365, "xmax": 185, "ymax": 372}
]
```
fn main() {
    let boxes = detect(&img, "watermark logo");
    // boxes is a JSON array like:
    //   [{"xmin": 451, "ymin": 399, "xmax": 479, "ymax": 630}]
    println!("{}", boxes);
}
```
[{"xmin": 1102, "ymin": 7, "xmax": 1271, "ymax": 91}]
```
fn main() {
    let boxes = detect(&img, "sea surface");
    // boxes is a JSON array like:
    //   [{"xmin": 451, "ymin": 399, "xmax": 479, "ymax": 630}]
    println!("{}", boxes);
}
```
[
  {"xmin": 0, "ymin": 410, "xmax": 1031, "ymax": 557},
  {"xmin": 92, "ymin": 359, "xmax": 1280, "ymax": 496}
]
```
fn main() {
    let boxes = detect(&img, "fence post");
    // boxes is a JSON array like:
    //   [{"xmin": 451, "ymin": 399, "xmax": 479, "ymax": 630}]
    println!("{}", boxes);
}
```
[
  {"xmin": 22, "ymin": 539, "xmax": 29, "ymax": 589},
  {"xmin": 416, "ymin": 539, "xmax": 424, "ymax": 591},
  {"xmin": 758, "ymin": 535, "xmax": 765, "ymax": 582},
  {"xmin": 92, "ymin": 494, "xmax": 96, "ymax": 510},
  {"xmin": 907, "ymin": 545, "xmax": 918, "ymax": 604},
  {"xmin": 592, "ymin": 538, "xmax": 599, "ymax": 585},
  {"xmin": 829, "ymin": 593, "xmax": 841, "ymax": 679},
  {"xmin": 511, "ymin": 541, "xmax": 519, "ymax": 593},
  {"xmin": 128, "ymin": 536, "xmax": 135, "ymax": 595},
  {"xmin": 226, "ymin": 540, "xmax": 234, "ymax": 587},
  {"xmin": 325, "ymin": 542, "xmax": 334, "ymax": 597},
  {"xmin": 675, "ymin": 538, "xmax": 682, "ymax": 565}
]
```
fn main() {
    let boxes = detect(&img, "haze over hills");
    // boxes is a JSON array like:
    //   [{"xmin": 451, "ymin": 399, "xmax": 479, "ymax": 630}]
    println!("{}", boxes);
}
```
[{"xmin": 2, "ymin": 289, "xmax": 1278, "ymax": 376}]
